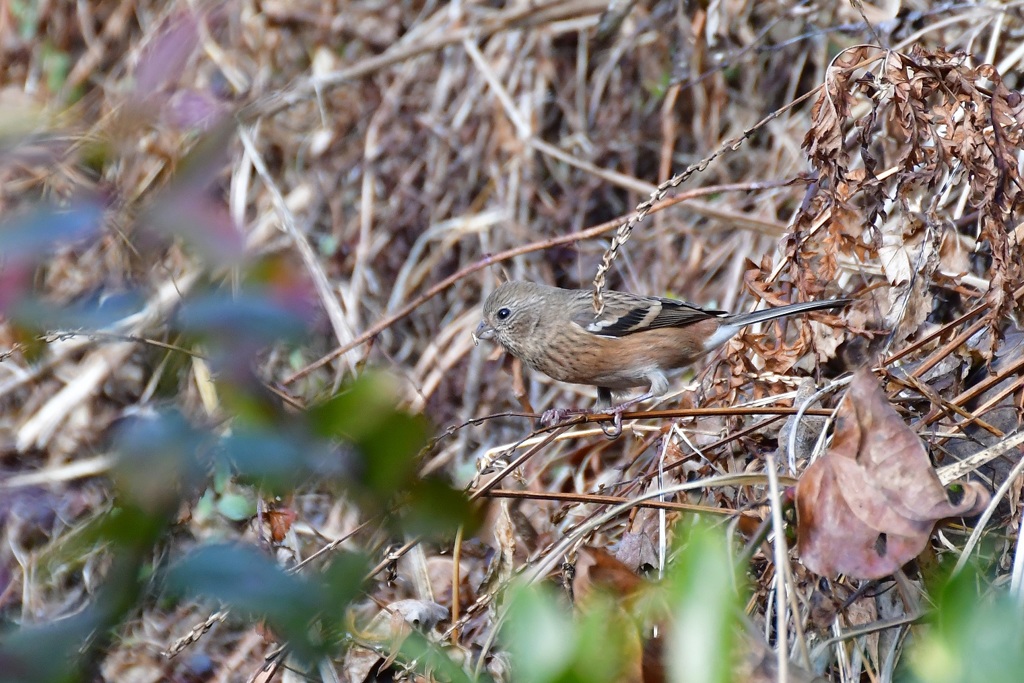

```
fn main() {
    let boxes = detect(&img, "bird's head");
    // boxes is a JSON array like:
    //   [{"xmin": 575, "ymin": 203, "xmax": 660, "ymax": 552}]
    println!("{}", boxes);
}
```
[{"xmin": 474, "ymin": 281, "xmax": 549, "ymax": 355}]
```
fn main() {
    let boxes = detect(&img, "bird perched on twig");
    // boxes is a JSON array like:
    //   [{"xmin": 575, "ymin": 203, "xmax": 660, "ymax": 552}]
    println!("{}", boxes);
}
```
[{"xmin": 475, "ymin": 281, "xmax": 850, "ymax": 434}]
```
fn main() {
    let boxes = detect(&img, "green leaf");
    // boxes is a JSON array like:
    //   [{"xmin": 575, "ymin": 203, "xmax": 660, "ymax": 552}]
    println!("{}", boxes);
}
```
[
  {"xmin": 906, "ymin": 568, "xmax": 1024, "ymax": 683},
  {"xmin": 308, "ymin": 373, "xmax": 406, "ymax": 441},
  {"xmin": 321, "ymin": 552, "xmax": 370, "ymax": 617},
  {"xmin": 111, "ymin": 411, "xmax": 208, "ymax": 516},
  {"xmin": 176, "ymin": 292, "xmax": 309, "ymax": 345},
  {"xmin": 357, "ymin": 411, "xmax": 430, "ymax": 495},
  {"xmin": 166, "ymin": 544, "xmax": 332, "ymax": 661},
  {"xmin": 310, "ymin": 374, "xmax": 431, "ymax": 498},
  {"xmin": 663, "ymin": 521, "xmax": 742, "ymax": 683},
  {"xmin": 218, "ymin": 427, "xmax": 351, "ymax": 494},
  {"xmin": 402, "ymin": 476, "xmax": 480, "ymax": 537},
  {"xmin": 42, "ymin": 43, "xmax": 70, "ymax": 93},
  {"xmin": 9, "ymin": 291, "xmax": 143, "ymax": 331},
  {"xmin": 505, "ymin": 583, "xmax": 577, "ymax": 681},
  {"xmin": 216, "ymin": 492, "xmax": 255, "ymax": 521},
  {"xmin": 0, "ymin": 199, "xmax": 103, "ymax": 258},
  {"xmin": 193, "ymin": 489, "xmax": 217, "ymax": 523},
  {"xmin": 503, "ymin": 581, "xmax": 636, "ymax": 683},
  {"xmin": 0, "ymin": 606, "xmax": 105, "ymax": 683}
]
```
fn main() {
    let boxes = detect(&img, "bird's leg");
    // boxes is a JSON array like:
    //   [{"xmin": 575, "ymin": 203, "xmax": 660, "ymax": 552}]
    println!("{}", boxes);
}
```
[
  {"xmin": 608, "ymin": 391, "xmax": 652, "ymax": 413},
  {"xmin": 600, "ymin": 393, "xmax": 652, "ymax": 438},
  {"xmin": 600, "ymin": 395, "xmax": 650, "ymax": 438},
  {"xmin": 597, "ymin": 387, "xmax": 625, "ymax": 438},
  {"xmin": 600, "ymin": 373, "xmax": 667, "ymax": 439},
  {"xmin": 541, "ymin": 383, "xmax": 657, "ymax": 437}
]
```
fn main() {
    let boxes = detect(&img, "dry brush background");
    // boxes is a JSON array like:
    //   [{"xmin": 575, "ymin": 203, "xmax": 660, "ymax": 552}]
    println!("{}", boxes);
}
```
[{"xmin": 2, "ymin": 1, "xmax": 1024, "ymax": 681}]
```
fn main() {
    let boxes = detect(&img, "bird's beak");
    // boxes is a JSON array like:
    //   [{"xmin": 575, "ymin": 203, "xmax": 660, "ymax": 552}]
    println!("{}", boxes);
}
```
[{"xmin": 473, "ymin": 320, "xmax": 495, "ymax": 345}]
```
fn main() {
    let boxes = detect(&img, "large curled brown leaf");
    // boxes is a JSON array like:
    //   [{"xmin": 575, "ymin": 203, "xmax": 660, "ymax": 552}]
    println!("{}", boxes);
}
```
[{"xmin": 796, "ymin": 369, "xmax": 990, "ymax": 579}]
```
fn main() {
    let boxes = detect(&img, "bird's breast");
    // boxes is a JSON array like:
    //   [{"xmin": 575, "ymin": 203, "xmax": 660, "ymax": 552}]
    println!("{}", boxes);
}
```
[{"xmin": 512, "ymin": 319, "xmax": 721, "ymax": 390}]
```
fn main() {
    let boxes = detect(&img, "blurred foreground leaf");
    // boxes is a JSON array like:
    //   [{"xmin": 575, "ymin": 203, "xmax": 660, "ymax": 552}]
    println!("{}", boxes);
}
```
[
  {"xmin": 176, "ymin": 291, "xmax": 311, "ymax": 346},
  {"xmin": 504, "ymin": 521, "xmax": 743, "ymax": 683},
  {"xmin": 663, "ymin": 522, "xmax": 741, "ymax": 683},
  {"xmin": 906, "ymin": 568, "xmax": 1024, "ymax": 683},
  {"xmin": 403, "ymin": 475, "xmax": 480, "ymax": 537},
  {"xmin": 142, "ymin": 120, "xmax": 244, "ymax": 262},
  {"xmin": 0, "ymin": 199, "xmax": 103, "ymax": 259},
  {"xmin": 10, "ymin": 291, "xmax": 144, "ymax": 332},
  {"xmin": 0, "ymin": 607, "xmax": 106, "ymax": 683},
  {"xmin": 218, "ymin": 426, "xmax": 352, "ymax": 495},
  {"xmin": 111, "ymin": 411, "xmax": 208, "ymax": 516},
  {"xmin": 166, "ymin": 544, "xmax": 367, "ymax": 663},
  {"xmin": 505, "ymin": 583, "xmax": 646, "ymax": 683},
  {"xmin": 310, "ymin": 374, "xmax": 431, "ymax": 499}
]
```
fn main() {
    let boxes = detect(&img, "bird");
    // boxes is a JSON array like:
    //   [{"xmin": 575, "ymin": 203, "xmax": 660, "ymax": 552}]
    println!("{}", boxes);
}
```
[{"xmin": 475, "ymin": 281, "xmax": 849, "ymax": 430}]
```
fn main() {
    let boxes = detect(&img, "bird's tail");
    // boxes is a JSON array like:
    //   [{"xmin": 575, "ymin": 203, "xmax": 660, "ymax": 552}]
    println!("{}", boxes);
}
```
[
  {"xmin": 725, "ymin": 298, "xmax": 851, "ymax": 327},
  {"xmin": 702, "ymin": 298, "xmax": 850, "ymax": 351}
]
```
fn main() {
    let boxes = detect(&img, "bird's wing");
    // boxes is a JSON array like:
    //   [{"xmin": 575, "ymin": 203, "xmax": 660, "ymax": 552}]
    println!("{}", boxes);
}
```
[{"xmin": 574, "ymin": 291, "xmax": 726, "ymax": 337}]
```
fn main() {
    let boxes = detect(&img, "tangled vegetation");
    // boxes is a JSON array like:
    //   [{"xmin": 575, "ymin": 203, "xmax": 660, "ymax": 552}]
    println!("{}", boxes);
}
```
[{"xmin": 1, "ymin": 2, "xmax": 1023, "ymax": 682}]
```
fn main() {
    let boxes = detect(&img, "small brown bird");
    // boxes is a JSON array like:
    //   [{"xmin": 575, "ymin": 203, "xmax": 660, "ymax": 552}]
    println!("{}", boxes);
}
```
[{"xmin": 476, "ymin": 281, "xmax": 849, "ymax": 411}]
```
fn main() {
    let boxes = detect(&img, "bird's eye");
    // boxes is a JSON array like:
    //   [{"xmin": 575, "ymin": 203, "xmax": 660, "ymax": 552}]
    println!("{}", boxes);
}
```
[{"xmin": 496, "ymin": 307, "xmax": 511, "ymax": 320}]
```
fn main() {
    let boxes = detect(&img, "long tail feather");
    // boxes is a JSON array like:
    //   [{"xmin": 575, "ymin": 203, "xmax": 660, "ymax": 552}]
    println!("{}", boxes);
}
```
[{"xmin": 725, "ymin": 299, "xmax": 851, "ymax": 327}]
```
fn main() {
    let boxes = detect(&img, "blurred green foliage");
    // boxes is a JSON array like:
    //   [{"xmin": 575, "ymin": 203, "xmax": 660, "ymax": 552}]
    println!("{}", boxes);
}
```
[
  {"xmin": 662, "ymin": 521, "xmax": 741, "ymax": 683},
  {"xmin": 505, "ymin": 585, "xmax": 636, "ymax": 683},
  {"xmin": 165, "ymin": 545, "xmax": 367, "ymax": 663},
  {"xmin": 905, "ymin": 566, "xmax": 1024, "ymax": 683},
  {"xmin": 505, "ymin": 521, "xmax": 742, "ymax": 683},
  {"xmin": 0, "ymin": 162, "xmax": 476, "ymax": 680}
]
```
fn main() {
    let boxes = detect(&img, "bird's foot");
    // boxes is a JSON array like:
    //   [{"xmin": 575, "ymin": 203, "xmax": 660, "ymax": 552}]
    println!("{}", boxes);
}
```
[
  {"xmin": 539, "ymin": 392, "xmax": 653, "ymax": 438},
  {"xmin": 598, "ymin": 393, "xmax": 653, "ymax": 439},
  {"xmin": 538, "ymin": 406, "xmax": 622, "ymax": 439},
  {"xmin": 600, "ymin": 409, "xmax": 624, "ymax": 438},
  {"xmin": 539, "ymin": 406, "xmax": 590, "ymax": 426}
]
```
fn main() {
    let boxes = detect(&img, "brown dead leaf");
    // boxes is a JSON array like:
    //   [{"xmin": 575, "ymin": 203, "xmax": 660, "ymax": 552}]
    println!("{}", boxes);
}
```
[
  {"xmin": 796, "ymin": 369, "xmax": 990, "ymax": 579},
  {"xmin": 843, "ymin": 594, "xmax": 880, "ymax": 670},
  {"xmin": 740, "ymin": 633, "xmax": 826, "ymax": 683},
  {"xmin": 265, "ymin": 504, "xmax": 296, "ymax": 543},
  {"xmin": 615, "ymin": 531, "xmax": 659, "ymax": 576},
  {"xmin": 571, "ymin": 548, "xmax": 648, "ymax": 683},
  {"xmin": 572, "ymin": 547, "xmax": 645, "ymax": 605}
]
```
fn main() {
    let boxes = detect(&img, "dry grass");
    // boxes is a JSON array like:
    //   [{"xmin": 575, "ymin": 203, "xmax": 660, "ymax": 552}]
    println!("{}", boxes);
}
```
[{"xmin": 2, "ymin": 1, "xmax": 1024, "ymax": 680}]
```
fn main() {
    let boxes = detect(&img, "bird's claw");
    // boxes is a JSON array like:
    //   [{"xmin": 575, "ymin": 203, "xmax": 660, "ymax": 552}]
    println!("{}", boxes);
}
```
[
  {"xmin": 539, "ymin": 401, "xmax": 634, "ymax": 438},
  {"xmin": 600, "ymin": 410, "xmax": 623, "ymax": 439},
  {"xmin": 540, "ymin": 407, "xmax": 587, "ymax": 426}
]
